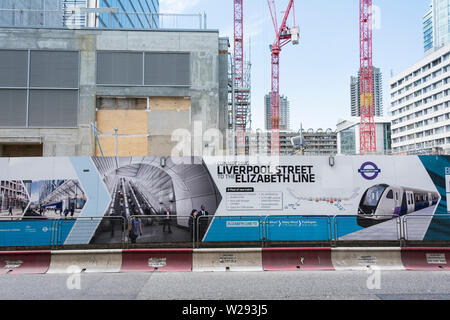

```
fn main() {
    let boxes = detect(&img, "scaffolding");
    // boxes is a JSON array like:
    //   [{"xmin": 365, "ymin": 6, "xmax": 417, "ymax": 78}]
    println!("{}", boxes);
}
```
[{"xmin": 227, "ymin": 55, "xmax": 252, "ymax": 156}]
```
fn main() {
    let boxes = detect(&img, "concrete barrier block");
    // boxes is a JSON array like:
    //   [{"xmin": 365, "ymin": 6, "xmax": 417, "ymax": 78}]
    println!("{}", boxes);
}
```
[
  {"xmin": 262, "ymin": 247, "xmax": 334, "ymax": 271},
  {"xmin": 47, "ymin": 249, "xmax": 122, "ymax": 274},
  {"xmin": 402, "ymin": 247, "xmax": 450, "ymax": 270},
  {"xmin": 331, "ymin": 247, "xmax": 405, "ymax": 270},
  {"xmin": 193, "ymin": 248, "xmax": 262, "ymax": 272},
  {"xmin": 121, "ymin": 249, "xmax": 192, "ymax": 272},
  {"xmin": 0, "ymin": 251, "xmax": 51, "ymax": 274}
]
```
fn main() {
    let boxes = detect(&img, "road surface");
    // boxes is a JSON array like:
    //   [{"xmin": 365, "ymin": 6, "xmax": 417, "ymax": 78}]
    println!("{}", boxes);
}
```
[{"xmin": 0, "ymin": 270, "xmax": 449, "ymax": 300}]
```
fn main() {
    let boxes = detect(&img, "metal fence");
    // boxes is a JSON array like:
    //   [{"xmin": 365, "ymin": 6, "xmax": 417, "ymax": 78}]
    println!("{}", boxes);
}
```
[
  {"xmin": 0, "ymin": 214, "xmax": 449, "ymax": 249},
  {"xmin": 0, "ymin": 9, "xmax": 207, "ymax": 30}
]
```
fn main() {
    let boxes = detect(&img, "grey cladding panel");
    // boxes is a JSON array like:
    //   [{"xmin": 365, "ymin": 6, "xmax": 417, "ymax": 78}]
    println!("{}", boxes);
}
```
[
  {"xmin": 0, "ymin": 89, "xmax": 27, "ymax": 127},
  {"xmin": 145, "ymin": 53, "xmax": 190, "ymax": 86},
  {"xmin": 0, "ymin": 50, "xmax": 28, "ymax": 87},
  {"xmin": 28, "ymin": 90, "xmax": 78, "ymax": 127},
  {"xmin": 97, "ymin": 52, "xmax": 143, "ymax": 85},
  {"xmin": 30, "ymin": 51, "xmax": 79, "ymax": 88}
]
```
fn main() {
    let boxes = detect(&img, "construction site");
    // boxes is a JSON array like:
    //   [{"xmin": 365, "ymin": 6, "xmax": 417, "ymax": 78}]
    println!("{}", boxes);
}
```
[
  {"xmin": 0, "ymin": 0, "xmax": 383, "ymax": 158},
  {"xmin": 0, "ymin": 1, "xmax": 449, "ymax": 306}
]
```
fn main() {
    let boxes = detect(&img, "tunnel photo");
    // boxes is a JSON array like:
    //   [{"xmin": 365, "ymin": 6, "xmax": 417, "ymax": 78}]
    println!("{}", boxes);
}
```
[{"xmin": 91, "ymin": 157, "xmax": 222, "ymax": 244}]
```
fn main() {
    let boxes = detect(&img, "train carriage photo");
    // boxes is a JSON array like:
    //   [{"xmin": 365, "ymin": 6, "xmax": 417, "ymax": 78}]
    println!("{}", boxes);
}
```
[{"xmin": 357, "ymin": 184, "xmax": 440, "ymax": 227}]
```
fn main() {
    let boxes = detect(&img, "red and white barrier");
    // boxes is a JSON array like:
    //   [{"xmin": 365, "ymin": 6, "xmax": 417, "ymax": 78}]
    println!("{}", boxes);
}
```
[
  {"xmin": 121, "ymin": 249, "xmax": 192, "ymax": 272},
  {"xmin": 0, "ymin": 247, "xmax": 448, "ymax": 274},
  {"xmin": 262, "ymin": 247, "xmax": 334, "ymax": 271},
  {"xmin": 0, "ymin": 250, "xmax": 51, "ymax": 274}
]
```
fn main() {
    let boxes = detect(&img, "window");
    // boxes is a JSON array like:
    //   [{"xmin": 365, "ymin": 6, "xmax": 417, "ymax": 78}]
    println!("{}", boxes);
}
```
[
  {"xmin": 0, "ymin": 50, "xmax": 28, "ymax": 87},
  {"xmin": 432, "ymin": 58, "xmax": 441, "ymax": 67},
  {"xmin": 144, "ymin": 53, "xmax": 191, "ymax": 86},
  {"xmin": 0, "ymin": 50, "xmax": 79, "ymax": 128},
  {"xmin": 386, "ymin": 190, "xmax": 394, "ymax": 199},
  {"xmin": 97, "ymin": 52, "xmax": 143, "ymax": 85}
]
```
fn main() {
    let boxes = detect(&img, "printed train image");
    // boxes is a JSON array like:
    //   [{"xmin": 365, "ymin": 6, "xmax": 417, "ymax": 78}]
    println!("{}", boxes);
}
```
[{"xmin": 357, "ymin": 184, "xmax": 440, "ymax": 227}]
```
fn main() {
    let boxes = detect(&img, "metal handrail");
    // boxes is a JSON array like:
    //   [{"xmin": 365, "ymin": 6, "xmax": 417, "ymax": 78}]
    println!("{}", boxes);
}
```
[
  {"xmin": 333, "ymin": 214, "xmax": 403, "ymax": 244},
  {"xmin": 263, "ymin": 215, "xmax": 333, "ymax": 246},
  {"xmin": 0, "ymin": 8, "xmax": 207, "ymax": 30},
  {"xmin": 1, "ymin": 214, "xmax": 449, "ymax": 249},
  {"xmin": 401, "ymin": 214, "xmax": 450, "ymax": 241}
]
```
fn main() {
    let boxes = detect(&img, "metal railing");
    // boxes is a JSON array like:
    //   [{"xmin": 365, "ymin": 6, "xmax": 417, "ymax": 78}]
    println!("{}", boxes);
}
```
[
  {"xmin": 0, "ymin": 8, "xmax": 207, "ymax": 30},
  {"xmin": 0, "ymin": 214, "xmax": 449, "ymax": 249},
  {"xmin": 333, "ymin": 215, "xmax": 403, "ymax": 246}
]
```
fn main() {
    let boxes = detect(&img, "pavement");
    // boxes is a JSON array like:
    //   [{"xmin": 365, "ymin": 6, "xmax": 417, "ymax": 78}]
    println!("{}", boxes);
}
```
[{"xmin": 0, "ymin": 271, "xmax": 449, "ymax": 300}]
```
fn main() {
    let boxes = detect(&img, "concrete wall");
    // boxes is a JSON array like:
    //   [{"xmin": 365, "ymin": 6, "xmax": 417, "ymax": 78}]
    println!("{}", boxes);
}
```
[{"xmin": 0, "ymin": 27, "xmax": 228, "ymax": 157}]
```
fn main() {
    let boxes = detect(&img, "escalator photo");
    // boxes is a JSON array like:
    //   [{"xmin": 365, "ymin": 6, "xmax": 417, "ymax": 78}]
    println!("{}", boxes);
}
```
[{"xmin": 91, "ymin": 157, "xmax": 222, "ymax": 244}]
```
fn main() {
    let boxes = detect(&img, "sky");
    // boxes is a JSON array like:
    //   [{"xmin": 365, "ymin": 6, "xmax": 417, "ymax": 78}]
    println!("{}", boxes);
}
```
[{"xmin": 160, "ymin": 0, "xmax": 431, "ymax": 131}]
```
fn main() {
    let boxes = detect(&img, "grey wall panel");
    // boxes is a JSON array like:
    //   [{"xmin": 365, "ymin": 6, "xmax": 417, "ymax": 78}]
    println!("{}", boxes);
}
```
[
  {"xmin": 144, "ymin": 53, "xmax": 190, "ymax": 86},
  {"xmin": 97, "ymin": 51, "xmax": 143, "ymax": 85},
  {"xmin": 28, "ymin": 90, "xmax": 78, "ymax": 127},
  {"xmin": 0, "ymin": 50, "xmax": 28, "ymax": 87},
  {"xmin": 0, "ymin": 89, "xmax": 27, "ymax": 127},
  {"xmin": 30, "ymin": 51, "xmax": 79, "ymax": 88}
]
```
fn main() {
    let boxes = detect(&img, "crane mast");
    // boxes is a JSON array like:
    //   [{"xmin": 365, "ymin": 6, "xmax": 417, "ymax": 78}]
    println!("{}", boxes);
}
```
[
  {"xmin": 267, "ymin": 0, "xmax": 298, "ymax": 156},
  {"xmin": 359, "ymin": 0, "xmax": 377, "ymax": 153},
  {"xmin": 234, "ymin": 0, "xmax": 246, "ymax": 155}
]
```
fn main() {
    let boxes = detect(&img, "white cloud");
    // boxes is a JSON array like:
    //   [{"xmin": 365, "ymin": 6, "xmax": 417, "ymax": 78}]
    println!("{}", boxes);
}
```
[{"xmin": 159, "ymin": 0, "xmax": 201, "ymax": 14}]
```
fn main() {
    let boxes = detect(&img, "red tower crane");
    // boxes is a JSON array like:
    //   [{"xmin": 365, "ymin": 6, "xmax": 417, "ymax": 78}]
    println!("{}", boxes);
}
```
[
  {"xmin": 267, "ymin": 0, "xmax": 299, "ymax": 156},
  {"xmin": 234, "ymin": 0, "xmax": 246, "ymax": 155},
  {"xmin": 359, "ymin": 0, "xmax": 377, "ymax": 153}
]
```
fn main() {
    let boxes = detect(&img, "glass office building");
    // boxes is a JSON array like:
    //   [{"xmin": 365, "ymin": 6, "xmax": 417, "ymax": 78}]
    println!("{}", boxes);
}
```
[
  {"xmin": 0, "ymin": 0, "xmax": 160, "ymax": 29},
  {"xmin": 424, "ymin": 0, "xmax": 450, "ymax": 54},
  {"xmin": 97, "ymin": 0, "xmax": 160, "ymax": 29},
  {"xmin": 424, "ymin": 8, "xmax": 434, "ymax": 53}
]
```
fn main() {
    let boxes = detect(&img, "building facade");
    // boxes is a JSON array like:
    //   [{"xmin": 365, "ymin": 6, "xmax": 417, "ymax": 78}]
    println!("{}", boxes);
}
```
[
  {"xmin": 0, "ymin": 0, "xmax": 160, "ymax": 29},
  {"xmin": 424, "ymin": 0, "xmax": 450, "ymax": 55},
  {"xmin": 264, "ymin": 94, "xmax": 290, "ymax": 131},
  {"xmin": 0, "ymin": 27, "xmax": 229, "ymax": 157},
  {"xmin": 0, "ymin": 181, "xmax": 29, "ymax": 215},
  {"xmin": 336, "ymin": 117, "xmax": 392, "ymax": 155},
  {"xmin": 390, "ymin": 44, "xmax": 450, "ymax": 155},
  {"xmin": 350, "ymin": 67, "xmax": 383, "ymax": 117}
]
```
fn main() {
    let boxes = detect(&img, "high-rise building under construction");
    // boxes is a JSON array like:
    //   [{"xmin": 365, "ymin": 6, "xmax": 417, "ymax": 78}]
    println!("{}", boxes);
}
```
[
  {"xmin": 350, "ymin": 67, "xmax": 383, "ymax": 117},
  {"xmin": 264, "ymin": 93, "xmax": 290, "ymax": 131}
]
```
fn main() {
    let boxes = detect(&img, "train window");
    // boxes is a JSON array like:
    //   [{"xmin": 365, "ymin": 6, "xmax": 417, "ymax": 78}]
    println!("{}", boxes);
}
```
[
  {"xmin": 363, "ymin": 185, "xmax": 387, "ymax": 206},
  {"xmin": 395, "ymin": 193, "xmax": 399, "ymax": 201},
  {"xmin": 386, "ymin": 190, "xmax": 394, "ymax": 199}
]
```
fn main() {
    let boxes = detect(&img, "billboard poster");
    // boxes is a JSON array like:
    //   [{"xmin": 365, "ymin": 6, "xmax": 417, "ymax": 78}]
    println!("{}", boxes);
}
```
[{"xmin": 0, "ymin": 155, "xmax": 449, "ymax": 247}]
